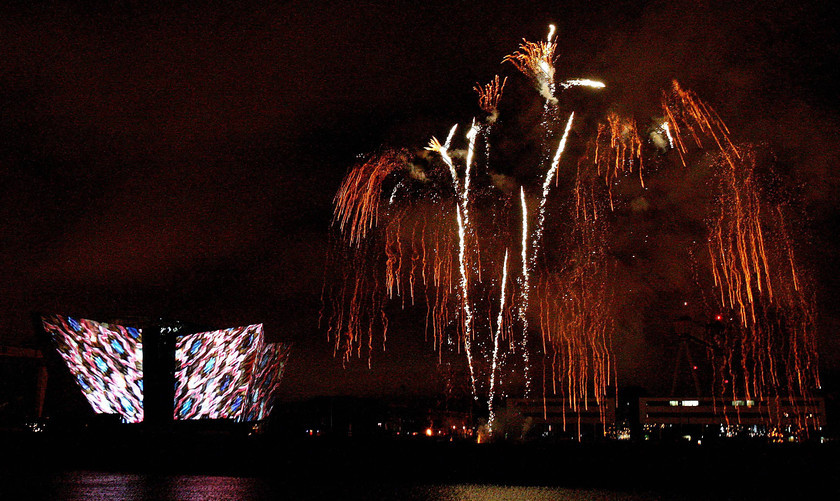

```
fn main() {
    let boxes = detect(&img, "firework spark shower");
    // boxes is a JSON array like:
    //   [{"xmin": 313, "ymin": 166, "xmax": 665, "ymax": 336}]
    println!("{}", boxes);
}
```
[{"xmin": 323, "ymin": 24, "xmax": 820, "ymax": 434}]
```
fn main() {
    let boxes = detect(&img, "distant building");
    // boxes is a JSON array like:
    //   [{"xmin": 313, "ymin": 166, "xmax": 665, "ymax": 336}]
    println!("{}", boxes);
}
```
[
  {"xmin": 39, "ymin": 314, "xmax": 291, "ymax": 428},
  {"xmin": 639, "ymin": 397, "xmax": 826, "ymax": 442}
]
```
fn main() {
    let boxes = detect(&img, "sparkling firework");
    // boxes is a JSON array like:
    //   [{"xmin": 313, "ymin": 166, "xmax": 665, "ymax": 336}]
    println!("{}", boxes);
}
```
[
  {"xmin": 502, "ymin": 31, "xmax": 558, "ymax": 102},
  {"xmin": 474, "ymin": 75, "xmax": 507, "ymax": 123},
  {"xmin": 323, "ymin": 27, "xmax": 820, "ymax": 436}
]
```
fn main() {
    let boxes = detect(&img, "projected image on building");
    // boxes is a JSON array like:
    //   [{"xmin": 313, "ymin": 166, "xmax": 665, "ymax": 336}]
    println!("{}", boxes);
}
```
[
  {"xmin": 42, "ymin": 315, "xmax": 144, "ymax": 423},
  {"xmin": 173, "ymin": 324, "xmax": 261, "ymax": 420},
  {"xmin": 173, "ymin": 324, "xmax": 290, "ymax": 422},
  {"xmin": 245, "ymin": 342, "xmax": 293, "ymax": 422}
]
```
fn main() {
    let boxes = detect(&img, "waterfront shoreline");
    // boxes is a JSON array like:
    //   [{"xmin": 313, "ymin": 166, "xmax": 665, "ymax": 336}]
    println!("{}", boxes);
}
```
[{"xmin": 2, "ymin": 430, "xmax": 837, "ymax": 499}]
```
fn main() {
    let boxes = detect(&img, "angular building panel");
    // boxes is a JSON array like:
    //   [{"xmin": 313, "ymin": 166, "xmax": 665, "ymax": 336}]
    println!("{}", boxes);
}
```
[
  {"xmin": 42, "ymin": 315, "xmax": 144, "ymax": 423},
  {"xmin": 173, "ymin": 323, "xmax": 291, "ymax": 422}
]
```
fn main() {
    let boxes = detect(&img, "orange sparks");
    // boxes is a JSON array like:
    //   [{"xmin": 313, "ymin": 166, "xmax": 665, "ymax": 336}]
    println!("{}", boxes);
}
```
[
  {"xmin": 503, "ymin": 38, "xmax": 556, "ymax": 82},
  {"xmin": 474, "ymin": 75, "xmax": 507, "ymax": 118},
  {"xmin": 503, "ymin": 32, "xmax": 557, "ymax": 101},
  {"xmin": 333, "ymin": 150, "xmax": 407, "ymax": 245}
]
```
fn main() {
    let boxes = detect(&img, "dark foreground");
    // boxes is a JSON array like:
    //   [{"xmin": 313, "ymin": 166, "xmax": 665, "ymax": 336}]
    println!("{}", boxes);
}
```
[{"xmin": 1, "ymin": 431, "xmax": 837, "ymax": 500}]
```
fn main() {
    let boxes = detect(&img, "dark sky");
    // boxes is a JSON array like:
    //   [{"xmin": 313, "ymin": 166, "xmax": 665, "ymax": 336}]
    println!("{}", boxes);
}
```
[{"xmin": 1, "ymin": 0, "xmax": 839, "ymax": 400}]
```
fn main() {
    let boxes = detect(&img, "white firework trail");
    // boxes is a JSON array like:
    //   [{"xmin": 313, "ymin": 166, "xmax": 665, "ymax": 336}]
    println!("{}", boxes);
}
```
[
  {"xmin": 464, "ymin": 119, "xmax": 479, "ymax": 228},
  {"xmin": 545, "ymin": 112, "xmax": 575, "ymax": 190},
  {"xmin": 517, "ymin": 187, "xmax": 531, "ymax": 395},
  {"xmin": 388, "ymin": 180, "xmax": 405, "ymax": 206},
  {"xmin": 455, "ymin": 201, "xmax": 476, "ymax": 396},
  {"xmin": 662, "ymin": 121, "xmax": 675, "ymax": 149},
  {"xmin": 560, "ymin": 78, "xmax": 606, "ymax": 90},
  {"xmin": 520, "ymin": 187, "xmax": 529, "ymax": 297},
  {"xmin": 519, "ymin": 112, "xmax": 575, "ymax": 396},
  {"xmin": 439, "ymin": 124, "xmax": 460, "ymax": 188},
  {"xmin": 427, "ymin": 123, "xmax": 479, "ymax": 396},
  {"xmin": 533, "ymin": 111, "xmax": 574, "ymax": 249},
  {"xmin": 487, "ymin": 249, "xmax": 509, "ymax": 428}
]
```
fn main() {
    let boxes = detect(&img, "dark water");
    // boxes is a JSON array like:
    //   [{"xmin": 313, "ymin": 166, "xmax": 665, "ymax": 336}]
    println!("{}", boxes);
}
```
[
  {"xmin": 3, "ymin": 471, "xmax": 665, "ymax": 501},
  {"xmin": 4, "ymin": 436, "xmax": 835, "ymax": 500}
]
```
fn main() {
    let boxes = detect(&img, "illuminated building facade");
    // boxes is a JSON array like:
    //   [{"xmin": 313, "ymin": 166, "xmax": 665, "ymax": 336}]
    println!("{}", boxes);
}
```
[
  {"xmin": 41, "ymin": 315, "xmax": 290, "ymax": 425},
  {"xmin": 639, "ymin": 397, "xmax": 826, "ymax": 442}
]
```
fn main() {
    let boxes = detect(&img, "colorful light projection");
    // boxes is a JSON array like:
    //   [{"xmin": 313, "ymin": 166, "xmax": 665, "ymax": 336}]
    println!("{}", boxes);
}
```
[
  {"xmin": 42, "ymin": 315, "xmax": 144, "ymax": 423},
  {"xmin": 245, "ymin": 342, "xmax": 293, "ymax": 422},
  {"xmin": 173, "ymin": 324, "xmax": 290, "ymax": 421}
]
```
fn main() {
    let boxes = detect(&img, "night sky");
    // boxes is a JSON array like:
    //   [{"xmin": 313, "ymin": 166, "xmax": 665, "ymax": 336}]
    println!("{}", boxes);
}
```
[{"xmin": 1, "ymin": 0, "xmax": 839, "ymax": 402}]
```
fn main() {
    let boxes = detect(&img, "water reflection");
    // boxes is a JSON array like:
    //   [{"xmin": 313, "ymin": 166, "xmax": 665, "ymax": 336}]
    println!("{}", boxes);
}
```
[
  {"xmin": 18, "ymin": 472, "xmax": 268, "ymax": 501},
  {"xmin": 11, "ymin": 472, "xmax": 661, "ymax": 500},
  {"xmin": 421, "ymin": 485, "xmax": 651, "ymax": 501}
]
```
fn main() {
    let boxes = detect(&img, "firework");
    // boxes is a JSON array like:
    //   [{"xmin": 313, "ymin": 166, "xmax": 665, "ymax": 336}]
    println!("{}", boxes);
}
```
[
  {"xmin": 593, "ymin": 112, "xmax": 644, "ymax": 209},
  {"xmin": 487, "ymin": 249, "xmax": 510, "ymax": 426},
  {"xmin": 474, "ymin": 75, "xmax": 507, "ymax": 122},
  {"xmin": 333, "ymin": 150, "xmax": 409, "ymax": 246},
  {"xmin": 661, "ymin": 82, "xmax": 820, "ymax": 433},
  {"xmin": 503, "ymin": 33, "xmax": 557, "ymax": 102},
  {"xmin": 324, "ymin": 26, "xmax": 820, "ymax": 436},
  {"xmin": 560, "ymin": 78, "xmax": 606, "ymax": 90}
]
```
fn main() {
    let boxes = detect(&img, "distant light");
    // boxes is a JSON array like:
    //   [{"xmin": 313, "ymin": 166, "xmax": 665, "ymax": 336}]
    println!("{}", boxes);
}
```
[
  {"xmin": 715, "ymin": 314, "xmax": 723, "ymax": 321},
  {"xmin": 425, "ymin": 428, "xmax": 433, "ymax": 437}
]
